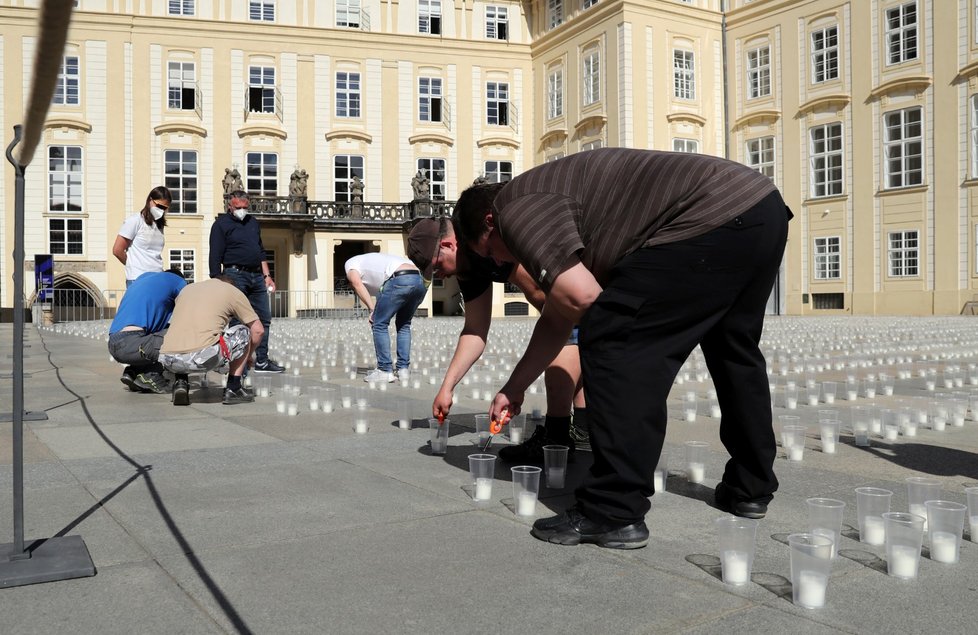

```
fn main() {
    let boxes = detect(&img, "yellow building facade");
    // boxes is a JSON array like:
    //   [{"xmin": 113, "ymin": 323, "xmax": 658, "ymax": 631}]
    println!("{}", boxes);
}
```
[{"xmin": 0, "ymin": 0, "xmax": 973, "ymax": 318}]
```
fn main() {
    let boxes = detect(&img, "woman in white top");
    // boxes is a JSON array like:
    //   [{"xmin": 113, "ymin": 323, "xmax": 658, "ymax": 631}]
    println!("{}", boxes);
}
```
[{"xmin": 113, "ymin": 186, "xmax": 171, "ymax": 287}]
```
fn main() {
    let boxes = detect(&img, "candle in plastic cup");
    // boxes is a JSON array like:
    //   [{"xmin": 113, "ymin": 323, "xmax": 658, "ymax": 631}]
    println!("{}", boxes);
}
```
[
  {"xmin": 968, "ymin": 487, "xmax": 978, "ymax": 543},
  {"xmin": 543, "ymin": 445, "xmax": 569, "ymax": 489},
  {"xmin": 884, "ymin": 424, "xmax": 899, "ymax": 440},
  {"xmin": 863, "ymin": 516, "xmax": 885, "ymax": 545},
  {"xmin": 807, "ymin": 498, "xmax": 845, "ymax": 559},
  {"xmin": 721, "ymin": 551, "xmax": 749, "ymax": 584},
  {"xmin": 710, "ymin": 404, "xmax": 722, "ymax": 418},
  {"xmin": 468, "ymin": 453, "xmax": 496, "ymax": 501},
  {"xmin": 474, "ymin": 477, "xmax": 493, "ymax": 501},
  {"xmin": 855, "ymin": 487, "xmax": 892, "ymax": 546},
  {"xmin": 429, "ymin": 417, "xmax": 450, "ymax": 455},
  {"xmin": 884, "ymin": 512, "xmax": 925, "ymax": 579},
  {"xmin": 716, "ymin": 516, "xmax": 757, "ymax": 586},
  {"xmin": 906, "ymin": 476, "xmax": 941, "ymax": 531},
  {"xmin": 925, "ymin": 500, "xmax": 966, "ymax": 564},
  {"xmin": 507, "ymin": 414, "xmax": 526, "ymax": 445},
  {"xmin": 819, "ymin": 420, "xmax": 840, "ymax": 454},
  {"xmin": 788, "ymin": 533, "xmax": 833, "ymax": 608},
  {"xmin": 516, "ymin": 491, "xmax": 537, "ymax": 515},
  {"xmin": 511, "ymin": 465, "xmax": 542, "ymax": 517},
  {"xmin": 354, "ymin": 418, "xmax": 367, "ymax": 434},
  {"xmin": 929, "ymin": 531, "xmax": 958, "ymax": 563},
  {"xmin": 653, "ymin": 468, "xmax": 666, "ymax": 492},
  {"xmin": 547, "ymin": 467, "xmax": 566, "ymax": 489},
  {"xmin": 509, "ymin": 428, "xmax": 522, "ymax": 444},
  {"xmin": 474, "ymin": 414, "xmax": 492, "ymax": 447},
  {"xmin": 684, "ymin": 441, "xmax": 708, "ymax": 483}
]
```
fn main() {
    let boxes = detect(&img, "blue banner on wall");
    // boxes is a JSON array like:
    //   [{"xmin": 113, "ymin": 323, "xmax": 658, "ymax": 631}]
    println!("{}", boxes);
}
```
[{"xmin": 35, "ymin": 254, "xmax": 53, "ymax": 302}]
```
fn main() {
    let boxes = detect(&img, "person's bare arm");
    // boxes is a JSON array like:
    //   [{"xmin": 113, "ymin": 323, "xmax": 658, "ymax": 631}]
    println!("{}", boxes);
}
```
[
  {"xmin": 345, "ymin": 269, "xmax": 374, "ymax": 312},
  {"xmin": 112, "ymin": 235, "xmax": 131, "ymax": 265},
  {"xmin": 433, "ymin": 288, "xmax": 493, "ymax": 418},
  {"xmin": 507, "ymin": 265, "xmax": 546, "ymax": 312}
]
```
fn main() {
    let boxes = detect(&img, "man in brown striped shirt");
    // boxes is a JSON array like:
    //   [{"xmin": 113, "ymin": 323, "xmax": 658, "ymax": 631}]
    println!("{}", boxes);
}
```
[{"xmin": 453, "ymin": 148, "xmax": 790, "ymax": 549}]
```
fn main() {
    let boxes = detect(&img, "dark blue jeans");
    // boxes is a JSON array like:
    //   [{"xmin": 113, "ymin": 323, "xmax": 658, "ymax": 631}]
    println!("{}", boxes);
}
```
[
  {"xmin": 371, "ymin": 274, "xmax": 427, "ymax": 371},
  {"xmin": 224, "ymin": 268, "xmax": 272, "ymax": 363}
]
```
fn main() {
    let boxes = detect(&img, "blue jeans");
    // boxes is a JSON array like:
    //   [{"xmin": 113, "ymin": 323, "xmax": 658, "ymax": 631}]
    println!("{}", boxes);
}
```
[
  {"xmin": 371, "ymin": 274, "xmax": 427, "ymax": 372},
  {"xmin": 224, "ymin": 268, "xmax": 272, "ymax": 363}
]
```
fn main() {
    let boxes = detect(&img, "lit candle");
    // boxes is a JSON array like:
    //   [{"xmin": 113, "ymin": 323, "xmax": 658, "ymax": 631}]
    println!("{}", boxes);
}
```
[
  {"xmin": 925, "ymin": 380, "xmax": 936, "ymax": 391},
  {"xmin": 796, "ymin": 570, "xmax": 827, "ymax": 608},
  {"xmin": 721, "ymin": 550, "xmax": 750, "ymax": 585},
  {"xmin": 786, "ymin": 398, "xmax": 798, "ymax": 410},
  {"xmin": 276, "ymin": 401, "xmax": 286, "ymax": 414},
  {"xmin": 870, "ymin": 419, "xmax": 882, "ymax": 434},
  {"xmin": 884, "ymin": 386, "xmax": 894, "ymax": 396},
  {"xmin": 547, "ymin": 467, "xmax": 566, "ymax": 488},
  {"xmin": 847, "ymin": 390, "xmax": 858, "ymax": 401},
  {"xmin": 930, "ymin": 531, "xmax": 958, "ymax": 563},
  {"xmin": 888, "ymin": 544, "xmax": 919, "ymax": 578},
  {"xmin": 354, "ymin": 420, "xmax": 368, "ymax": 434},
  {"xmin": 341, "ymin": 396, "xmax": 352, "ymax": 408},
  {"xmin": 807, "ymin": 395, "xmax": 819, "ymax": 406},
  {"xmin": 474, "ymin": 477, "xmax": 493, "ymax": 501},
  {"xmin": 398, "ymin": 418, "xmax": 410, "ymax": 430},
  {"xmin": 687, "ymin": 462, "xmax": 705, "ymax": 483},
  {"xmin": 516, "ymin": 491, "xmax": 537, "ymax": 516},
  {"xmin": 824, "ymin": 394, "xmax": 835, "ymax": 404},
  {"xmin": 953, "ymin": 415, "xmax": 965, "ymax": 427},
  {"xmin": 287, "ymin": 404, "xmax": 298, "ymax": 416},
  {"xmin": 509, "ymin": 429, "xmax": 522, "ymax": 444},
  {"xmin": 884, "ymin": 425, "xmax": 899, "ymax": 440},
  {"xmin": 788, "ymin": 447, "xmax": 804, "ymax": 461},
  {"xmin": 861, "ymin": 516, "xmax": 885, "ymax": 545},
  {"xmin": 308, "ymin": 398, "xmax": 319, "ymax": 411},
  {"xmin": 970, "ymin": 517, "xmax": 978, "ymax": 543},
  {"xmin": 710, "ymin": 405, "xmax": 722, "ymax": 418},
  {"xmin": 684, "ymin": 410, "xmax": 696, "ymax": 422},
  {"xmin": 865, "ymin": 388, "xmax": 876, "ymax": 398},
  {"xmin": 322, "ymin": 401, "xmax": 334, "ymax": 413},
  {"xmin": 821, "ymin": 438, "xmax": 836, "ymax": 455}
]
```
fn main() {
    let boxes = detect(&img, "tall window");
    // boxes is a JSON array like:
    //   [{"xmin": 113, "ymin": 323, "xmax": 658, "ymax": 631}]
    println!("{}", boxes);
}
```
[
  {"xmin": 417, "ymin": 158, "xmax": 446, "ymax": 199},
  {"xmin": 548, "ymin": 68, "xmax": 563, "ymax": 119},
  {"xmin": 810, "ymin": 123, "xmax": 843, "ymax": 197},
  {"xmin": 673, "ymin": 138, "xmax": 699, "ymax": 153},
  {"xmin": 814, "ymin": 237, "xmax": 841, "ymax": 279},
  {"xmin": 747, "ymin": 136, "xmax": 775, "ymax": 180},
  {"xmin": 811, "ymin": 25, "xmax": 839, "ymax": 83},
  {"xmin": 168, "ymin": 249, "xmax": 195, "ymax": 281},
  {"xmin": 883, "ymin": 107, "xmax": 922, "ymax": 189},
  {"xmin": 886, "ymin": 1, "xmax": 917, "ymax": 65},
  {"xmin": 53, "ymin": 56, "xmax": 79, "ymax": 106},
  {"xmin": 673, "ymin": 49, "xmax": 695, "ymax": 100},
  {"xmin": 334, "ymin": 155, "xmax": 365, "ymax": 201},
  {"xmin": 49, "ymin": 218, "xmax": 83, "ymax": 255},
  {"xmin": 249, "ymin": 0, "xmax": 275, "ymax": 21},
  {"xmin": 484, "ymin": 161, "xmax": 512, "ymax": 183},
  {"xmin": 48, "ymin": 145, "xmax": 83, "ymax": 212},
  {"xmin": 246, "ymin": 152, "xmax": 278, "ymax": 196},
  {"xmin": 168, "ymin": 0, "xmax": 194, "ymax": 15},
  {"xmin": 972, "ymin": 95, "xmax": 978, "ymax": 178},
  {"xmin": 336, "ymin": 72, "xmax": 361, "ymax": 118},
  {"xmin": 487, "ymin": 82, "xmax": 509, "ymax": 126},
  {"xmin": 419, "ymin": 77, "xmax": 443, "ymax": 122},
  {"xmin": 548, "ymin": 0, "xmax": 563, "ymax": 29},
  {"xmin": 888, "ymin": 230, "xmax": 919, "ymax": 277},
  {"xmin": 167, "ymin": 61, "xmax": 196, "ymax": 110},
  {"xmin": 583, "ymin": 49, "xmax": 600, "ymax": 106},
  {"xmin": 337, "ymin": 0, "xmax": 361, "ymax": 28},
  {"xmin": 248, "ymin": 66, "xmax": 275, "ymax": 113},
  {"xmin": 746, "ymin": 46, "xmax": 771, "ymax": 99},
  {"xmin": 164, "ymin": 150, "xmax": 197, "ymax": 214},
  {"xmin": 419, "ymin": 0, "xmax": 442, "ymax": 35},
  {"xmin": 581, "ymin": 140, "xmax": 602, "ymax": 152},
  {"xmin": 486, "ymin": 6, "xmax": 508, "ymax": 40}
]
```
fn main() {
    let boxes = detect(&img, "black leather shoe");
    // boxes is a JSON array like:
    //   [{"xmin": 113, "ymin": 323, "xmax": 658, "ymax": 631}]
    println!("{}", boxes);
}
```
[
  {"xmin": 715, "ymin": 482, "xmax": 768, "ymax": 519},
  {"xmin": 223, "ymin": 387, "xmax": 255, "ymax": 405},
  {"xmin": 172, "ymin": 379, "xmax": 190, "ymax": 406},
  {"xmin": 531, "ymin": 507, "xmax": 649, "ymax": 549}
]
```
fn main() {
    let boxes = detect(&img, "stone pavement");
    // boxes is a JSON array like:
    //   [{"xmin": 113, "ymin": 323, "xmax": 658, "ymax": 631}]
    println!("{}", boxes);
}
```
[{"xmin": 0, "ymin": 319, "xmax": 976, "ymax": 634}]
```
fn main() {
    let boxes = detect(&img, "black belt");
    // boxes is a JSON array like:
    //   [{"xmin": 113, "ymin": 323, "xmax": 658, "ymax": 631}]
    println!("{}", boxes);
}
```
[
  {"xmin": 225, "ymin": 264, "xmax": 262, "ymax": 274},
  {"xmin": 390, "ymin": 270, "xmax": 421, "ymax": 278}
]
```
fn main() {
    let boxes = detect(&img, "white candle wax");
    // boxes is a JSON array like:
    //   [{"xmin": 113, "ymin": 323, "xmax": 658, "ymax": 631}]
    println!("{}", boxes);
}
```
[
  {"xmin": 932, "ymin": 418, "xmax": 946, "ymax": 431},
  {"xmin": 398, "ymin": 418, "xmax": 410, "ymax": 430},
  {"xmin": 710, "ymin": 405, "xmax": 722, "ymax": 418},
  {"xmin": 243, "ymin": 375, "xmax": 253, "ymax": 388},
  {"xmin": 471, "ymin": 389, "xmax": 480, "ymax": 400},
  {"xmin": 287, "ymin": 404, "xmax": 298, "ymax": 416},
  {"xmin": 813, "ymin": 528, "xmax": 838, "ymax": 558},
  {"xmin": 308, "ymin": 399, "xmax": 319, "ymax": 411},
  {"xmin": 428, "ymin": 376, "xmax": 438, "ymax": 385},
  {"xmin": 865, "ymin": 389, "xmax": 876, "ymax": 398},
  {"xmin": 884, "ymin": 426, "xmax": 899, "ymax": 440},
  {"xmin": 796, "ymin": 570, "xmax": 828, "ymax": 608},
  {"xmin": 807, "ymin": 396, "xmax": 819, "ymax": 406},
  {"xmin": 930, "ymin": 531, "xmax": 958, "ymax": 563},
  {"xmin": 687, "ymin": 462, "xmax": 705, "ymax": 483},
  {"xmin": 412, "ymin": 380, "xmax": 421, "ymax": 389},
  {"xmin": 341, "ymin": 396, "xmax": 352, "ymax": 408},
  {"xmin": 925, "ymin": 381, "xmax": 936, "ymax": 391},
  {"xmin": 685, "ymin": 410, "xmax": 696, "ymax": 422},
  {"xmin": 862, "ymin": 516, "xmax": 885, "ymax": 545},
  {"xmin": 275, "ymin": 401, "xmax": 286, "ymax": 414},
  {"xmin": 721, "ymin": 550, "xmax": 750, "ymax": 585},
  {"xmin": 970, "ymin": 518, "xmax": 978, "ymax": 543},
  {"xmin": 349, "ymin": 372, "xmax": 357, "ymax": 380},
  {"xmin": 870, "ymin": 419, "xmax": 882, "ymax": 434},
  {"xmin": 653, "ymin": 470, "xmax": 665, "ymax": 492},
  {"xmin": 354, "ymin": 421, "xmax": 367, "ymax": 434},
  {"xmin": 322, "ymin": 402, "xmax": 334, "ymax": 413},
  {"xmin": 786, "ymin": 398, "xmax": 798, "ymax": 410},
  {"xmin": 953, "ymin": 415, "xmax": 965, "ymax": 427},
  {"xmin": 789, "ymin": 447, "xmax": 804, "ymax": 461},
  {"xmin": 547, "ymin": 467, "xmax": 566, "ymax": 488},
  {"xmin": 321, "ymin": 372, "xmax": 329, "ymax": 381},
  {"xmin": 824, "ymin": 394, "xmax": 835, "ymax": 404},
  {"xmin": 258, "ymin": 387, "xmax": 269, "ymax": 398},
  {"xmin": 884, "ymin": 386, "xmax": 894, "ymax": 395},
  {"xmin": 916, "ymin": 412, "xmax": 928, "ymax": 425},
  {"xmin": 356, "ymin": 398, "xmax": 367, "ymax": 410},
  {"xmin": 516, "ymin": 491, "xmax": 537, "ymax": 516},
  {"xmin": 509, "ymin": 429, "xmax": 522, "ymax": 444},
  {"xmin": 847, "ymin": 390, "xmax": 858, "ymax": 401},
  {"xmin": 474, "ymin": 477, "xmax": 493, "ymax": 501},
  {"xmin": 888, "ymin": 544, "xmax": 919, "ymax": 578},
  {"xmin": 821, "ymin": 439, "xmax": 836, "ymax": 455}
]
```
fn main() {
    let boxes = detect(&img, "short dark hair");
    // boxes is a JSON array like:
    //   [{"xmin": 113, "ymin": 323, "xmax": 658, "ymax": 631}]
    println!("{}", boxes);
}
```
[
  {"xmin": 452, "ymin": 182, "xmax": 505, "ymax": 246},
  {"xmin": 165, "ymin": 266, "xmax": 187, "ymax": 280}
]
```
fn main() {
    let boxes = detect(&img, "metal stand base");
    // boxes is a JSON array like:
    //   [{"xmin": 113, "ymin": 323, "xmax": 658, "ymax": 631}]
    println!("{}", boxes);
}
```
[
  {"xmin": 0, "ymin": 536, "xmax": 95, "ymax": 587},
  {"xmin": 0, "ymin": 411, "xmax": 48, "ymax": 423}
]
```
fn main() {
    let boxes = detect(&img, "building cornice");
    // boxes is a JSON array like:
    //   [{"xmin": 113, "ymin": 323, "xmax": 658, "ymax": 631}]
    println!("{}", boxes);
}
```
[
  {"xmin": 539, "ymin": 128, "xmax": 569, "ymax": 146},
  {"xmin": 733, "ymin": 108, "xmax": 782, "ymax": 130},
  {"xmin": 154, "ymin": 121, "xmax": 207, "ymax": 137},
  {"xmin": 476, "ymin": 136, "xmax": 520, "ymax": 149},
  {"xmin": 44, "ymin": 117, "xmax": 93, "ymax": 133},
  {"xmin": 665, "ymin": 111, "xmax": 707, "ymax": 127},
  {"xmin": 796, "ymin": 94, "xmax": 850, "ymax": 118},
  {"xmin": 328, "ymin": 128, "xmax": 374, "ymax": 143},
  {"xmin": 238, "ymin": 123, "xmax": 287, "ymax": 140},
  {"xmin": 868, "ymin": 75, "xmax": 932, "ymax": 102}
]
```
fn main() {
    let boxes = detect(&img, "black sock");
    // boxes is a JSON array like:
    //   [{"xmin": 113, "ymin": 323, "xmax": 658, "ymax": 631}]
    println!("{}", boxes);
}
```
[
  {"xmin": 544, "ymin": 415, "xmax": 571, "ymax": 439},
  {"xmin": 227, "ymin": 376, "xmax": 242, "ymax": 391},
  {"xmin": 572, "ymin": 407, "xmax": 588, "ymax": 430}
]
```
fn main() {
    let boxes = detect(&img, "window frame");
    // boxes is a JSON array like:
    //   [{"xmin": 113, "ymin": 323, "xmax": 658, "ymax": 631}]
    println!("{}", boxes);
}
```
[
  {"xmin": 168, "ymin": 248, "xmax": 196, "ymax": 282},
  {"xmin": 49, "ymin": 217, "xmax": 84, "ymax": 256},
  {"xmin": 813, "ymin": 236, "xmax": 841, "ymax": 280},
  {"xmin": 336, "ymin": 71, "xmax": 362, "ymax": 118},
  {"xmin": 486, "ymin": 81, "xmax": 509, "ymax": 126},
  {"xmin": 246, "ymin": 151, "xmax": 278, "ymax": 197},
  {"xmin": 249, "ymin": 0, "xmax": 275, "ymax": 22},
  {"xmin": 48, "ymin": 145, "xmax": 83, "ymax": 213},
  {"xmin": 811, "ymin": 25, "xmax": 839, "ymax": 84},
  {"xmin": 168, "ymin": 0, "xmax": 195, "ymax": 16},
  {"xmin": 486, "ymin": 5, "xmax": 508, "ymax": 40},
  {"xmin": 883, "ymin": 106, "xmax": 923, "ymax": 189},
  {"xmin": 248, "ymin": 65, "xmax": 276, "ymax": 114},
  {"xmin": 419, "ymin": 0, "xmax": 442, "ymax": 35},
  {"xmin": 583, "ymin": 48, "xmax": 600, "ymax": 106},
  {"xmin": 417, "ymin": 158, "xmax": 447, "ymax": 200},
  {"xmin": 673, "ymin": 49, "xmax": 696, "ymax": 101},
  {"xmin": 746, "ymin": 136, "xmax": 776, "ymax": 180},
  {"xmin": 167, "ymin": 61, "xmax": 196, "ymax": 111},
  {"xmin": 746, "ymin": 45, "xmax": 771, "ymax": 100},
  {"xmin": 971, "ymin": 95, "xmax": 978, "ymax": 179},
  {"xmin": 336, "ymin": 0, "xmax": 361, "ymax": 29},
  {"xmin": 672, "ymin": 138, "xmax": 699, "ymax": 153},
  {"xmin": 419, "ymin": 76, "xmax": 443, "ymax": 123},
  {"xmin": 164, "ymin": 149, "xmax": 198, "ymax": 215},
  {"xmin": 548, "ymin": 0, "xmax": 563, "ymax": 30},
  {"xmin": 334, "ymin": 155, "xmax": 365, "ymax": 202},
  {"xmin": 885, "ymin": 1, "xmax": 918, "ymax": 66},
  {"xmin": 809, "ymin": 122, "xmax": 844, "ymax": 198},
  {"xmin": 888, "ymin": 229, "xmax": 919, "ymax": 277},
  {"xmin": 548, "ymin": 67, "xmax": 563, "ymax": 119},
  {"xmin": 484, "ymin": 160, "xmax": 513, "ymax": 183},
  {"xmin": 53, "ymin": 55, "xmax": 80, "ymax": 106}
]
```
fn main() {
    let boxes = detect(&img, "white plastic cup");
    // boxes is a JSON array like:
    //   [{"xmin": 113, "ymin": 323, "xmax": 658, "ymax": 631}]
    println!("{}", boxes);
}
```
[
  {"xmin": 468, "ymin": 453, "xmax": 496, "ymax": 501},
  {"xmin": 508, "ymin": 414, "xmax": 526, "ymax": 445},
  {"xmin": 321, "ymin": 387, "xmax": 335, "ymax": 413},
  {"xmin": 716, "ymin": 516, "xmax": 758, "ymax": 586},
  {"xmin": 474, "ymin": 414, "xmax": 491, "ymax": 447},
  {"xmin": 353, "ymin": 417, "xmax": 368, "ymax": 434},
  {"xmin": 653, "ymin": 458, "xmax": 668, "ymax": 493},
  {"xmin": 429, "ymin": 417, "xmax": 450, "ymax": 455},
  {"xmin": 884, "ymin": 512, "xmax": 925, "ymax": 579},
  {"xmin": 819, "ymin": 420, "xmax": 840, "ymax": 455},
  {"xmin": 397, "ymin": 401, "xmax": 411, "ymax": 430},
  {"xmin": 543, "ymin": 445, "xmax": 569, "ymax": 489},
  {"xmin": 511, "ymin": 465, "xmax": 542, "ymax": 517},
  {"xmin": 967, "ymin": 487, "xmax": 978, "ymax": 543},
  {"xmin": 906, "ymin": 476, "xmax": 941, "ymax": 530},
  {"xmin": 781, "ymin": 424, "xmax": 806, "ymax": 462},
  {"xmin": 924, "ymin": 500, "xmax": 967, "ymax": 563},
  {"xmin": 821, "ymin": 382, "xmax": 837, "ymax": 404},
  {"xmin": 855, "ymin": 487, "xmax": 892, "ymax": 546},
  {"xmin": 807, "ymin": 498, "xmax": 846, "ymax": 559},
  {"xmin": 788, "ymin": 533, "xmax": 833, "ymax": 608},
  {"xmin": 684, "ymin": 441, "xmax": 708, "ymax": 483}
]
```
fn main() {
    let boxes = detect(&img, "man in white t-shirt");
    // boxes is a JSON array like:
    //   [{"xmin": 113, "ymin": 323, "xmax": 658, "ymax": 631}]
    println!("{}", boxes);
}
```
[{"xmin": 344, "ymin": 252, "xmax": 427, "ymax": 383}]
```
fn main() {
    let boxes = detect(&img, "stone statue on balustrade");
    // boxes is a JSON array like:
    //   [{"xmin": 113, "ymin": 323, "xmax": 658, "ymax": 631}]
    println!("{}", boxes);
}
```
[
  {"xmin": 289, "ymin": 167, "xmax": 309, "ymax": 212},
  {"xmin": 222, "ymin": 167, "xmax": 243, "ymax": 196},
  {"xmin": 472, "ymin": 173, "xmax": 489, "ymax": 186},
  {"xmin": 411, "ymin": 170, "xmax": 430, "ymax": 215},
  {"xmin": 350, "ymin": 175, "xmax": 364, "ymax": 218}
]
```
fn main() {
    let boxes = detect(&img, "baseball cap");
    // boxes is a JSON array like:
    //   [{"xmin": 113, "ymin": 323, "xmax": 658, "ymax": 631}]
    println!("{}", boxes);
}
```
[{"xmin": 407, "ymin": 217, "xmax": 443, "ymax": 279}]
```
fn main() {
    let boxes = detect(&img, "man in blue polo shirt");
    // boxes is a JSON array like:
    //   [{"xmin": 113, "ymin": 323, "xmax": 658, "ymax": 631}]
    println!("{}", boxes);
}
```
[{"xmin": 108, "ymin": 268, "xmax": 187, "ymax": 393}]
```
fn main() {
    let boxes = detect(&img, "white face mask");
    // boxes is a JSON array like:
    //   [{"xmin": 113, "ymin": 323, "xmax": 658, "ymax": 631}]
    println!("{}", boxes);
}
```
[
  {"xmin": 149, "ymin": 205, "xmax": 165, "ymax": 220},
  {"xmin": 233, "ymin": 209, "xmax": 248, "ymax": 221}
]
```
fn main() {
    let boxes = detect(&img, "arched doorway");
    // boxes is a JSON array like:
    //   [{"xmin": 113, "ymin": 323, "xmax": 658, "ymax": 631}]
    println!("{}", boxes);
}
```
[{"xmin": 30, "ymin": 273, "xmax": 105, "ymax": 322}]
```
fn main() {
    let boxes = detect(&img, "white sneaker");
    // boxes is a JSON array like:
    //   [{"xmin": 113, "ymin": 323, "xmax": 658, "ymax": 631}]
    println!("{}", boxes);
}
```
[
  {"xmin": 364, "ymin": 369, "xmax": 395, "ymax": 383},
  {"xmin": 397, "ymin": 369, "xmax": 410, "ymax": 383}
]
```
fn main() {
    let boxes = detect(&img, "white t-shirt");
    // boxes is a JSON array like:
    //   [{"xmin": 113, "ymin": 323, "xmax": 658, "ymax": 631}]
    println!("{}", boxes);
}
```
[
  {"xmin": 118, "ymin": 213, "xmax": 165, "ymax": 281},
  {"xmin": 344, "ymin": 253, "xmax": 413, "ymax": 295}
]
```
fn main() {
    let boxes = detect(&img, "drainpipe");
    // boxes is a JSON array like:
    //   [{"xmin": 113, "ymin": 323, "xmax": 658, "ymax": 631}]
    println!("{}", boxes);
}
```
[{"xmin": 720, "ymin": 0, "xmax": 730, "ymax": 159}]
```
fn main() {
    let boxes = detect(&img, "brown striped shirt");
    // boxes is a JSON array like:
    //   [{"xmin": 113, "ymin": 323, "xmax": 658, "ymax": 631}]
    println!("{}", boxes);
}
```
[{"xmin": 492, "ymin": 148, "xmax": 779, "ymax": 290}]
